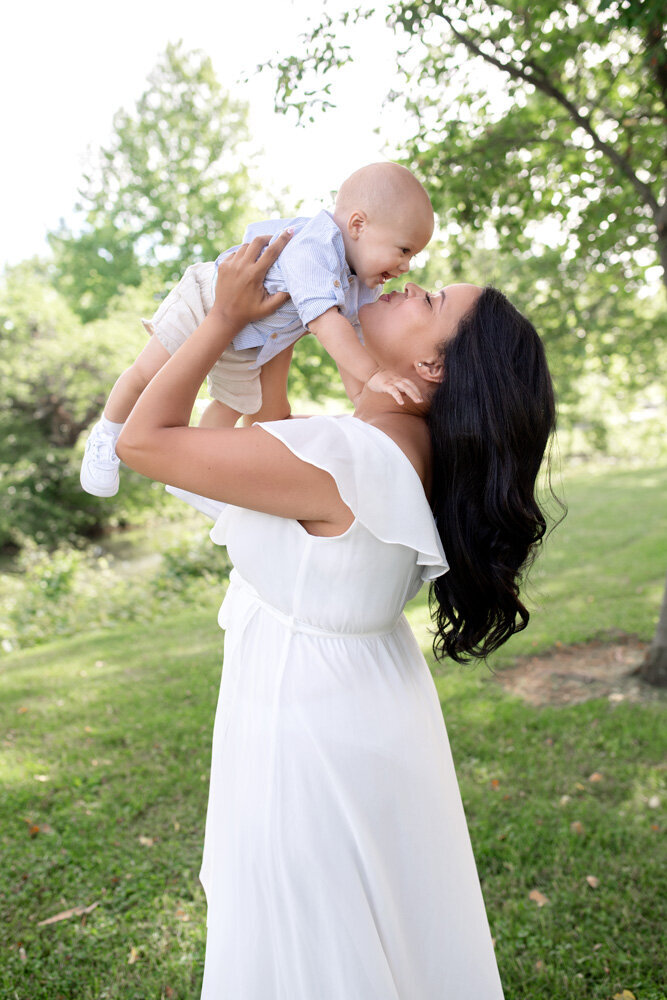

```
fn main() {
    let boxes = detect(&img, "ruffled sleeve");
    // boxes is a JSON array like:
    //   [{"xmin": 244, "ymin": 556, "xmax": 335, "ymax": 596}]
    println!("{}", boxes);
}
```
[{"xmin": 256, "ymin": 415, "xmax": 448, "ymax": 582}]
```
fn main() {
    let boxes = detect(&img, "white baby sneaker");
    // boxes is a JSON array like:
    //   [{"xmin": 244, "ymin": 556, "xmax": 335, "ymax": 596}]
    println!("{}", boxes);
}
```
[{"xmin": 80, "ymin": 421, "xmax": 120, "ymax": 497}]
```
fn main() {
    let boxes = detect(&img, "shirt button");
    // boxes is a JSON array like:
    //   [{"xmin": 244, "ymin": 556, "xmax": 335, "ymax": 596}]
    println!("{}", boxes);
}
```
[
  {"xmin": 333, "ymin": 280, "xmax": 341, "ymax": 287},
  {"xmin": 270, "ymin": 332, "xmax": 278, "ymax": 339}
]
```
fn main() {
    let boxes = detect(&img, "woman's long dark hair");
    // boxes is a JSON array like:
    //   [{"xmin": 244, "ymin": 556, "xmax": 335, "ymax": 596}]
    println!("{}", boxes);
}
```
[{"xmin": 429, "ymin": 286, "xmax": 557, "ymax": 663}]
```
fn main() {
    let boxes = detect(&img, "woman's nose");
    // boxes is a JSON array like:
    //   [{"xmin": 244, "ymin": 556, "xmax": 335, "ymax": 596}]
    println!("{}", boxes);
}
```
[{"xmin": 405, "ymin": 282, "xmax": 425, "ymax": 297}]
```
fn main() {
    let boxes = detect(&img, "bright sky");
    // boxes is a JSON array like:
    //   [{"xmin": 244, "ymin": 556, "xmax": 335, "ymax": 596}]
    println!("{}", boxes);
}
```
[{"xmin": 1, "ymin": 0, "xmax": 408, "ymax": 270}]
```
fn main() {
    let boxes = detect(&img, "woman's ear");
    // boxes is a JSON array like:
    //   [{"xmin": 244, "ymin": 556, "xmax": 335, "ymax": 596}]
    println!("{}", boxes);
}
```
[
  {"xmin": 414, "ymin": 359, "xmax": 444, "ymax": 383},
  {"xmin": 347, "ymin": 211, "xmax": 367, "ymax": 240}
]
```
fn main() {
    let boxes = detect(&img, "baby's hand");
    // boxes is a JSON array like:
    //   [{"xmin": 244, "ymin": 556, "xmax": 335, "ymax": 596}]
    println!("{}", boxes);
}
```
[{"xmin": 366, "ymin": 369, "xmax": 423, "ymax": 406}]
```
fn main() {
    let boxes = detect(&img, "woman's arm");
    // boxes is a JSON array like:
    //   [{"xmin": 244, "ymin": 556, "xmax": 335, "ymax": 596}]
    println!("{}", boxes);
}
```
[{"xmin": 117, "ymin": 235, "xmax": 353, "ymax": 531}]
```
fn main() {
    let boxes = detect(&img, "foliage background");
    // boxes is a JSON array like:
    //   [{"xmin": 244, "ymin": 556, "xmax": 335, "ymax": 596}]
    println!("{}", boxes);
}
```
[
  {"xmin": 1, "ymin": 7, "xmax": 666, "ymax": 998},
  {"xmin": 2, "ymin": 14, "xmax": 666, "ymax": 550}
]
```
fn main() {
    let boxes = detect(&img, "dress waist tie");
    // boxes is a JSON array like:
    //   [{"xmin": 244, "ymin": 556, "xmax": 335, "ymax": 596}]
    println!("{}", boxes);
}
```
[{"xmin": 219, "ymin": 569, "xmax": 400, "ymax": 639}]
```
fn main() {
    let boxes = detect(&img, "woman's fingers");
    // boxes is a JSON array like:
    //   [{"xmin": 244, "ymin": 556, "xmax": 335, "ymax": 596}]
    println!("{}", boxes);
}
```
[
  {"xmin": 256, "ymin": 290, "xmax": 291, "ymax": 318},
  {"xmin": 213, "ymin": 229, "xmax": 293, "ymax": 327},
  {"xmin": 250, "ymin": 229, "xmax": 293, "ymax": 271},
  {"xmin": 242, "ymin": 234, "xmax": 272, "ymax": 259},
  {"xmin": 223, "ymin": 229, "xmax": 292, "ymax": 273}
]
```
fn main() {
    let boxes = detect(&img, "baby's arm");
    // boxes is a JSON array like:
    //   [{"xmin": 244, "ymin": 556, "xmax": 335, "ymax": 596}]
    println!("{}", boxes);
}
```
[
  {"xmin": 308, "ymin": 308, "xmax": 422, "ymax": 406},
  {"xmin": 335, "ymin": 364, "xmax": 365, "ymax": 408}
]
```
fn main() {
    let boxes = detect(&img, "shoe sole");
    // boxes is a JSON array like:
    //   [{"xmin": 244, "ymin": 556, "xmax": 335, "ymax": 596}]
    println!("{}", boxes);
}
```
[{"xmin": 80, "ymin": 472, "xmax": 119, "ymax": 498}]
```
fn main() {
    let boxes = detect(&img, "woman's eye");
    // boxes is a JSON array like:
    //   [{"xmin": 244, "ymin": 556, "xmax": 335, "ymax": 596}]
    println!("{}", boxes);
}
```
[{"xmin": 425, "ymin": 293, "xmax": 432, "ymax": 309}]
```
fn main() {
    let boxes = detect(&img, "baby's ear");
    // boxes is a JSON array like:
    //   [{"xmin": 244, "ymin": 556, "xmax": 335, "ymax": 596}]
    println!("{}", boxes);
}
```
[{"xmin": 347, "ymin": 211, "xmax": 367, "ymax": 240}]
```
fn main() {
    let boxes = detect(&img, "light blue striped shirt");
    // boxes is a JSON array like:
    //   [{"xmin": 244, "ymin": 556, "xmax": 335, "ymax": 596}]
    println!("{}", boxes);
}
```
[{"xmin": 214, "ymin": 211, "xmax": 380, "ymax": 369}]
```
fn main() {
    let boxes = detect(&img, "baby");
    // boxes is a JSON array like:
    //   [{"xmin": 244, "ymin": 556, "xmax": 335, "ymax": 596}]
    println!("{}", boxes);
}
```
[{"xmin": 80, "ymin": 162, "xmax": 434, "ymax": 497}]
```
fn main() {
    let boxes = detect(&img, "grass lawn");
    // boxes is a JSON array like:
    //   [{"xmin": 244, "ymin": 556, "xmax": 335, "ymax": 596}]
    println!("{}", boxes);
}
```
[{"xmin": 1, "ymin": 462, "xmax": 666, "ymax": 999}]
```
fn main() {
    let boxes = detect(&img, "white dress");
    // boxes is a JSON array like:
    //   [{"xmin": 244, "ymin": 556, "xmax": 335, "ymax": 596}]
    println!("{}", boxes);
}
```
[{"xmin": 199, "ymin": 415, "xmax": 505, "ymax": 1000}]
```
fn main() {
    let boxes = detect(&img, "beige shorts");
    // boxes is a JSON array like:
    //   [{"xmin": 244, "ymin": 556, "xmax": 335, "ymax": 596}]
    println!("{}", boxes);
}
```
[{"xmin": 141, "ymin": 261, "xmax": 262, "ymax": 415}]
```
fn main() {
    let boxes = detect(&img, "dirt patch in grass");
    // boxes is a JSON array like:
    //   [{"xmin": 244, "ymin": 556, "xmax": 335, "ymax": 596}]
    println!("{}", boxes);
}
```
[{"xmin": 496, "ymin": 635, "xmax": 667, "ymax": 706}]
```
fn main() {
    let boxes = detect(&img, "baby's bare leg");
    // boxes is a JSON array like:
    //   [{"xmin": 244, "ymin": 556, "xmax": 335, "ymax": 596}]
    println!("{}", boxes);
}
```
[
  {"xmin": 242, "ymin": 346, "xmax": 294, "ymax": 426},
  {"xmin": 198, "ymin": 399, "xmax": 242, "ymax": 428},
  {"xmin": 105, "ymin": 335, "xmax": 172, "ymax": 422}
]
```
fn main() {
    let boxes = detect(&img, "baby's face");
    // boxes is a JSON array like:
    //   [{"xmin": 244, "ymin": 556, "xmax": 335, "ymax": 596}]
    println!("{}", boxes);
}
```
[{"xmin": 348, "ymin": 207, "xmax": 433, "ymax": 289}]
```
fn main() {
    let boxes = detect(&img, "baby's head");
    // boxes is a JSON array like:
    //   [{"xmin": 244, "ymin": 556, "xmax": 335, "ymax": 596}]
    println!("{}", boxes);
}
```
[{"xmin": 333, "ymin": 162, "xmax": 434, "ymax": 289}]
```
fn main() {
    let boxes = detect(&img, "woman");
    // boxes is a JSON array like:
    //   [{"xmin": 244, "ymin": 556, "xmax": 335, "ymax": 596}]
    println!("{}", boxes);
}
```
[{"xmin": 118, "ymin": 232, "xmax": 556, "ymax": 999}]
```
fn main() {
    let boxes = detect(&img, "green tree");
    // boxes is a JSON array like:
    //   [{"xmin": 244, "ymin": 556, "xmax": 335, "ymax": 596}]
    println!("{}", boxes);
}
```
[
  {"xmin": 268, "ymin": 0, "xmax": 667, "ymax": 423},
  {"xmin": 0, "ymin": 261, "xmax": 165, "ymax": 549},
  {"xmin": 269, "ymin": 0, "xmax": 667, "ymax": 683},
  {"xmin": 271, "ymin": 1, "xmax": 666, "ymax": 289},
  {"xmin": 49, "ymin": 42, "xmax": 254, "ymax": 321}
]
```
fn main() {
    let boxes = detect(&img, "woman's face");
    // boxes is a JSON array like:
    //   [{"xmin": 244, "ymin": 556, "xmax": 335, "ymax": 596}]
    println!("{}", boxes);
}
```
[{"xmin": 358, "ymin": 282, "xmax": 482, "ymax": 375}]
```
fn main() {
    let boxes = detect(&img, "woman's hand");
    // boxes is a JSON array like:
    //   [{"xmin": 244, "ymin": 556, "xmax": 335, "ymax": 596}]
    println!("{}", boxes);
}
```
[{"xmin": 212, "ymin": 231, "xmax": 292, "ymax": 329}]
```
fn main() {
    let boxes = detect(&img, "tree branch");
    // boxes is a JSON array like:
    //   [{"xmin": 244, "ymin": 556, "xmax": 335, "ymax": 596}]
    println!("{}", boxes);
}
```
[{"xmin": 440, "ymin": 13, "xmax": 661, "ymax": 218}]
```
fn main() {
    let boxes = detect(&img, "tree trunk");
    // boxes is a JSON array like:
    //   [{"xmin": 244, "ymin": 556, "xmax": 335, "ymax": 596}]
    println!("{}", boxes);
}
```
[
  {"xmin": 656, "ymin": 202, "xmax": 667, "ymax": 292},
  {"xmin": 637, "ymin": 570, "xmax": 667, "ymax": 687},
  {"xmin": 639, "ymin": 195, "xmax": 667, "ymax": 686}
]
